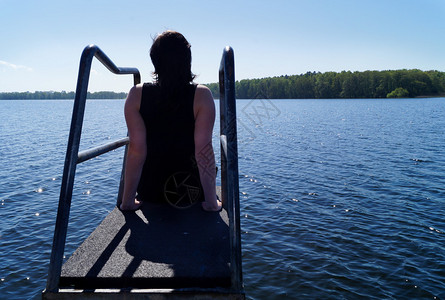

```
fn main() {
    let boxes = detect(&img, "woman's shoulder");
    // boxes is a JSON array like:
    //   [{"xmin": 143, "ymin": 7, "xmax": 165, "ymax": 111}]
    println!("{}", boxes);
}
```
[
  {"xmin": 127, "ymin": 83, "xmax": 143, "ymax": 98},
  {"xmin": 195, "ymin": 84, "xmax": 211, "ymax": 92},
  {"xmin": 125, "ymin": 83, "xmax": 144, "ymax": 110},
  {"xmin": 193, "ymin": 84, "xmax": 215, "ymax": 117},
  {"xmin": 195, "ymin": 84, "xmax": 213, "ymax": 101}
]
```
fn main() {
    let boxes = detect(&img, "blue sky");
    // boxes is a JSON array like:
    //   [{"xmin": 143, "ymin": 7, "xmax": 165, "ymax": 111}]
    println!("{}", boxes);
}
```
[{"xmin": 1, "ymin": 0, "xmax": 445, "ymax": 92}]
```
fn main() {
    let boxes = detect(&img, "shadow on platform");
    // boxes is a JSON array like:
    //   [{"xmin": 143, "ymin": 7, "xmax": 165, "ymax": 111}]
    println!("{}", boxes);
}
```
[{"xmin": 60, "ymin": 202, "xmax": 230, "ymax": 289}]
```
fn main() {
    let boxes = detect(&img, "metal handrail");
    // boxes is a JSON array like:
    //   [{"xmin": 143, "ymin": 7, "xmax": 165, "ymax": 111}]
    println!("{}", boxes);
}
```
[
  {"xmin": 219, "ymin": 46, "xmax": 243, "ymax": 291},
  {"xmin": 46, "ymin": 45, "xmax": 140, "ymax": 292},
  {"xmin": 77, "ymin": 137, "xmax": 129, "ymax": 164}
]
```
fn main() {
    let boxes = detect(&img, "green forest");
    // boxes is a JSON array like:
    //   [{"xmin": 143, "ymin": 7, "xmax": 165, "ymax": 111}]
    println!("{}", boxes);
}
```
[
  {"xmin": 2, "ymin": 69, "xmax": 445, "ymax": 100},
  {"xmin": 206, "ymin": 69, "xmax": 445, "ymax": 99}
]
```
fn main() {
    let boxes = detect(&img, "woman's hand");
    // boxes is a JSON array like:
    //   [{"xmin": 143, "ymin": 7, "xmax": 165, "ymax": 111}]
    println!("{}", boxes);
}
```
[
  {"xmin": 119, "ymin": 198, "xmax": 142, "ymax": 211},
  {"xmin": 201, "ymin": 199, "xmax": 222, "ymax": 212}
]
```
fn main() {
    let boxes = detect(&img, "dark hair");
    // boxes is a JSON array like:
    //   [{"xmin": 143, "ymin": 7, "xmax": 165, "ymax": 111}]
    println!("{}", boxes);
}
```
[{"xmin": 150, "ymin": 31, "xmax": 195, "ymax": 98}]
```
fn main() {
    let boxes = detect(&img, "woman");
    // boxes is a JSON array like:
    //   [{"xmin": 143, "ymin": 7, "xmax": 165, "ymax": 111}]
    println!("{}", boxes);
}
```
[{"xmin": 120, "ymin": 30, "xmax": 222, "ymax": 212}]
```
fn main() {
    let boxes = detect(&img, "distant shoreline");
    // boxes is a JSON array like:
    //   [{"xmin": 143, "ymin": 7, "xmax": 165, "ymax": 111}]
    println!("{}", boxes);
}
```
[
  {"xmin": 415, "ymin": 94, "xmax": 445, "ymax": 98},
  {"xmin": 205, "ymin": 69, "xmax": 445, "ymax": 99},
  {"xmin": 2, "ymin": 95, "xmax": 445, "ymax": 100},
  {"xmin": 2, "ymin": 97, "xmax": 445, "ymax": 101},
  {"xmin": 3, "ymin": 69, "xmax": 445, "ymax": 100},
  {"xmin": 0, "ymin": 91, "xmax": 127, "ymax": 100},
  {"xmin": 0, "ymin": 98, "xmax": 126, "ymax": 100}
]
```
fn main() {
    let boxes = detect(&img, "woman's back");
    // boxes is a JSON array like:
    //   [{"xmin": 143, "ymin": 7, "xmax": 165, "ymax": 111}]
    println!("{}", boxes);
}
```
[{"xmin": 137, "ymin": 83, "xmax": 202, "ymax": 204}]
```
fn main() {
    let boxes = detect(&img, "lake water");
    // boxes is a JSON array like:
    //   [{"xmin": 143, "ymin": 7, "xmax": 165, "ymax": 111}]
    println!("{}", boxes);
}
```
[{"xmin": 0, "ymin": 98, "xmax": 444, "ymax": 299}]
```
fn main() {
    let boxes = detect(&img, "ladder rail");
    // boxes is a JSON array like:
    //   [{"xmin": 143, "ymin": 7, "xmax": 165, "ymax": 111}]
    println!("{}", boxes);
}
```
[
  {"xmin": 46, "ymin": 45, "xmax": 140, "ymax": 292},
  {"xmin": 219, "ymin": 46, "xmax": 243, "ymax": 292}
]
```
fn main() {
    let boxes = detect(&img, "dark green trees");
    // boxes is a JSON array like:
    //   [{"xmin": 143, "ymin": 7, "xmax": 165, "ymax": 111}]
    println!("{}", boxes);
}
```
[{"xmin": 206, "ymin": 69, "xmax": 445, "ymax": 99}]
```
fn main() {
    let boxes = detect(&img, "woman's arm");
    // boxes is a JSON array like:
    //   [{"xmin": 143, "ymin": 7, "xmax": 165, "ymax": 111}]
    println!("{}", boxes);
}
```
[
  {"xmin": 120, "ymin": 84, "xmax": 146, "ymax": 211},
  {"xmin": 194, "ymin": 85, "xmax": 222, "ymax": 211}
]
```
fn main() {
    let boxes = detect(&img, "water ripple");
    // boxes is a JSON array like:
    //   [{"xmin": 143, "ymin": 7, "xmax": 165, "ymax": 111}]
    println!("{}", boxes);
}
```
[
  {"xmin": 238, "ymin": 99, "xmax": 445, "ymax": 299},
  {"xmin": 1, "ymin": 99, "xmax": 445, "ymax": 299}
]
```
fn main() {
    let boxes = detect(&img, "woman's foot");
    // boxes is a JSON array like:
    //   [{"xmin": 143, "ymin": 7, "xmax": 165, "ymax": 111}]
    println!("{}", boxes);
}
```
[
  {"xmin": 202, "ymin": 199, "xmax": 222, "ymax": 212},
  {"xmin": 119, "ymin": 199, "xmax": 142, "ymax": 211}
]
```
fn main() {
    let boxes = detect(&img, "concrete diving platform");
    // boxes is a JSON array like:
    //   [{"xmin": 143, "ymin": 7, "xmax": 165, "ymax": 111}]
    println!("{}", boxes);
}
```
[{"xmin": 48, "ymin": 200, "xmax": 244, "ymax": 298}]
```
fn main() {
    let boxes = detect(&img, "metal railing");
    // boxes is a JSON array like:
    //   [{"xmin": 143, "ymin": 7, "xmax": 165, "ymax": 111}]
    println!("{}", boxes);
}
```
[
  {"xmin": 219, "ymin": 46, "xmax": 243, "ymax": 292},
  {"xmin": 45, "ymin": 45, "xmax": 140, "ymax": 292}
]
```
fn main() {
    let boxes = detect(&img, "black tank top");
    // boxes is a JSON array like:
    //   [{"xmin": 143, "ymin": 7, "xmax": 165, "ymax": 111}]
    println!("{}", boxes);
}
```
[{"xmin": 137, "ymin": 83, "xmax": 203, "ymax": 205}]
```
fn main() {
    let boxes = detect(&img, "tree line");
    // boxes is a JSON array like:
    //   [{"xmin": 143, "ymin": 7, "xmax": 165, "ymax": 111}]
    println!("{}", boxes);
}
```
[
  {"xmin": 3, "ymin": 69, "xmax": 445, "ymax": 100},
  {"xmin": 205, "ymin": 69, "xmax": 445, "ymax": 99},
  {"xmin": 0, "ymin": 91, "xmax": 127, "ymax": 100}
]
